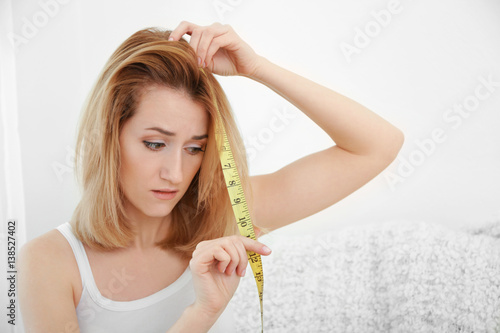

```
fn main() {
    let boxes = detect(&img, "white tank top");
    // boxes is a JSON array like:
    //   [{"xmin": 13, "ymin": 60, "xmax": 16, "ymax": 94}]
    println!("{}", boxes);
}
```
[{"xmin": 56, "ymin": 222, "xmax": 235, "ymax": 332}]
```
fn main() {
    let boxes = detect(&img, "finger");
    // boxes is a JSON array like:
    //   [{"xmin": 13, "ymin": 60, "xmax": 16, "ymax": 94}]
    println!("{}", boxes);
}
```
[
  {"xmin": 197, "ymin": 236, "xmax": 271, "ymax": 256},
  {"xmin": 221, "ymin": 241, "xmax": 241, "ymax": 276},
  {"xmin": 191, "ymin": 236, "xmax": 271, "ymax": 277},
  {"xmin": 234, "ymin": 240, "xmax": 249, "ymax": 277},
  {"xmin": 205, "ymin": 34, "xmax": 237, "ymax": 71},
  {"xmin": 168, "ymin": 20, "xmax": 198, "ymax": 41},
  {"xmin": 187, "ymin": 26, "xmax": 202, "ymax": 60},
  {"xmin": 204, "ymin": 27, "xmax": 237, "ymax": 69},
  {"xmin": 239, "ymin": 236, "xmax": 272, "ymax": 256},
  {"xmin": 190, "ymin": 243, "xmax": 230, "ymax": 274},
  {"xmin": 212, "ymin": 246, "xmax": 232, "ymax": 273},
  {"xmin": 196, "ymin": 23, "xmax": 227, "ymax": 67}
]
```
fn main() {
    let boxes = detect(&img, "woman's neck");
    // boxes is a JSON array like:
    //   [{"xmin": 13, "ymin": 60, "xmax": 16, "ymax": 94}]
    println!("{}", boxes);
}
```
[{"xmin": 123, "ymin": 204, "xmax": 173, "ymax": 251}]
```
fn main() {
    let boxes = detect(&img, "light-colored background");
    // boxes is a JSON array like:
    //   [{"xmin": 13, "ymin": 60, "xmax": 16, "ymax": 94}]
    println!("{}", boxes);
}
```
[
  {"xmin": 9, "ymin": 0, "xmax": 500, "ymax": 242},
  {"xmin": 2, "ymin": 0, "xmax": 500, "ymax": 332},
  {"xmin": 3, "ymin": 0, "xmax": 500, "ymax": 240}
]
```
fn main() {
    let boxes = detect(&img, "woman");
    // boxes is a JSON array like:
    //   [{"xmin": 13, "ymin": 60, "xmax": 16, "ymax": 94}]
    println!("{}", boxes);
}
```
[{"xmin": 19, "ymin": 21, "xmax": 404, "ymax": 332}]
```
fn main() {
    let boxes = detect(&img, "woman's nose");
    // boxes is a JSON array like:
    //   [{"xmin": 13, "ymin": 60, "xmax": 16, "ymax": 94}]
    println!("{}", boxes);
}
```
[{"xmin": 160, "ymin": 150, "xmax": 183, "ymax": 185}]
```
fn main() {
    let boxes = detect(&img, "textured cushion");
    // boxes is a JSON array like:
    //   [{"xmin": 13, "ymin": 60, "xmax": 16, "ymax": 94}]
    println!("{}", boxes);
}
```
[{"xmin": 229, "ymin": 220, "xmax": 500, "ymax": 332}]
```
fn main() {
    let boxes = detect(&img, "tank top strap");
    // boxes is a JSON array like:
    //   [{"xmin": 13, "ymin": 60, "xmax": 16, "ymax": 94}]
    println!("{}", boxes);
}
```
[{"xmin": 56, "ymin": 222, "xmax": 94, "ymax": 287}]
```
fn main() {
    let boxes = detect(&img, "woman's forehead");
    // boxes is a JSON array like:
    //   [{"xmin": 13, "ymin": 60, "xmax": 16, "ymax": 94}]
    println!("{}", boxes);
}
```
[{"xmin": 128, "ymin": 86, "xmax": 209, "ymax": 133}]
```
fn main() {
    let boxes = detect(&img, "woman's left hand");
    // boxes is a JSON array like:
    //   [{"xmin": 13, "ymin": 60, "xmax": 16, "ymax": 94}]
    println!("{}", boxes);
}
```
[{"xmin": 168, "ymin": 21, "xmax": 261, "ymax": 77}]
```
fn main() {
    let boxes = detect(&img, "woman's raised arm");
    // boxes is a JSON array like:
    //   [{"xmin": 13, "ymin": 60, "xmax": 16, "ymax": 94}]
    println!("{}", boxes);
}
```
[
  {"xmin": 247, "ymin": 57, "xmax": 404, "ymax": 230},
  {"xmin": 169, "ymin": 21, "xmax": 404, "ymax": 231}
]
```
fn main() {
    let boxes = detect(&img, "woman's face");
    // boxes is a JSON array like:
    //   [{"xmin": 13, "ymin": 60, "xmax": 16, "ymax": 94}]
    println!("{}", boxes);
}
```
[{"xmin": 118, "ymin": 85, "xmax": 209, "ymax": 222}]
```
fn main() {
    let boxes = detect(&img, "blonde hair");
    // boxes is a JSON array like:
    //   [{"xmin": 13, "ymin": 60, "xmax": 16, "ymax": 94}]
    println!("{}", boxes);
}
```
[{"xmin": 71, "ymin": 27, "xmax": 254, "ymax": 258}]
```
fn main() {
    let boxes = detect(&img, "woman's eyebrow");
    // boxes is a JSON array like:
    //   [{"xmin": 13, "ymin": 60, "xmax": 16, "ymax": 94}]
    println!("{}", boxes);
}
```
[{"xmin": 145, "ymin": 126, "xmax": 208, "ymax": 140}]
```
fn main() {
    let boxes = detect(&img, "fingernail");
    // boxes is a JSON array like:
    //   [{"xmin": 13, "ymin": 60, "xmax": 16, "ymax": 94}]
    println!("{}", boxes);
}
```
[
  {"xmin": 242, "ymin": 269, "xmax": 246, "ymax": 276},
  {"xmin": 197, "ymin": 56, "xmax": 202, "ymax": 66},
  {"xmin": 168, "ymin": 37, "xmax": 174, "ymax": 41},
  {"xmin": 262, "ymin": 245, "xmax": 271, "ymax": 254}
]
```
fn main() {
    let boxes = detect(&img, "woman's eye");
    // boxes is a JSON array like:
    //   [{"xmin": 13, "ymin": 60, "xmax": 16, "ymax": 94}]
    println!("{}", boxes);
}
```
[
  {"xmin": 143, "ymin": 141, "xmax": 165, "ymax": 151},
  {"xmin": 186, "ymin": 146, "xmax": 206, "ymax": 155}
]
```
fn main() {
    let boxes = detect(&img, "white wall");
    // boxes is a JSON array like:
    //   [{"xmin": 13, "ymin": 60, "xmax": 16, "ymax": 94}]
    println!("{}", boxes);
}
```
[{"xmin": 9, "ymin": 0, "xmax": 500, "ymax": 243}]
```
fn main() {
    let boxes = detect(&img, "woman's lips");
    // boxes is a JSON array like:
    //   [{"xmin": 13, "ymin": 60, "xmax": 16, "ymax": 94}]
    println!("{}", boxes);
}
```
[{"xmin": 151, "ymin": 190, "xmax": 178, "ymax": 200}]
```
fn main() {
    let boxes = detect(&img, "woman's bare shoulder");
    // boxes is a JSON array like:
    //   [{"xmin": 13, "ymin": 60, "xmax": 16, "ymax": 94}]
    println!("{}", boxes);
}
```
[
  {"xmin": 21, "ymin": 228, "xmax": 70, "ymax": 258},
  {"xmin": 19, "ymin": 229, "xmax": 82, "ymax": 329},
  {"xmin": 19, "ymin": 228, "xmax": 79, "ymax": 280}
]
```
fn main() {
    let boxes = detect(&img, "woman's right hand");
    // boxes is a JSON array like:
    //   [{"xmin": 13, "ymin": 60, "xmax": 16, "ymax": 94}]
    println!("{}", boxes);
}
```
[
  {"xmin": 168, "ymin": 21, "xmax": 262, "ymax": 77},
  {"xmin": 189, "ymin": 235, "xmax": 272, "ymax": 318}
]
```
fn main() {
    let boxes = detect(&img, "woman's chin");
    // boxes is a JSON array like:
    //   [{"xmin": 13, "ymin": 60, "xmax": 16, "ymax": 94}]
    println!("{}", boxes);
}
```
[
  {"xmin": 144, "ymin": 207, "xmax": 174, "ymax": 219},
  {"xmin": 125, "ymin": 200, "xmax": 176, "ymax": 220}
]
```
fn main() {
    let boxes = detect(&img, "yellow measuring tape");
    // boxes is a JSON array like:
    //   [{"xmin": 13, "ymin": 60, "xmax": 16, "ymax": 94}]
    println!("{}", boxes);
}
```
[{"xmin": 201, "ymin": 69, "xmax": 264, "ymax": 332}]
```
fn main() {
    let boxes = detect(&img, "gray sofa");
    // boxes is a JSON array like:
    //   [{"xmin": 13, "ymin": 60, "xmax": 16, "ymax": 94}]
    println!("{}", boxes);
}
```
[{"xmin": 230, "ymin": 220, "xmax": 500, "ymax": 332}]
